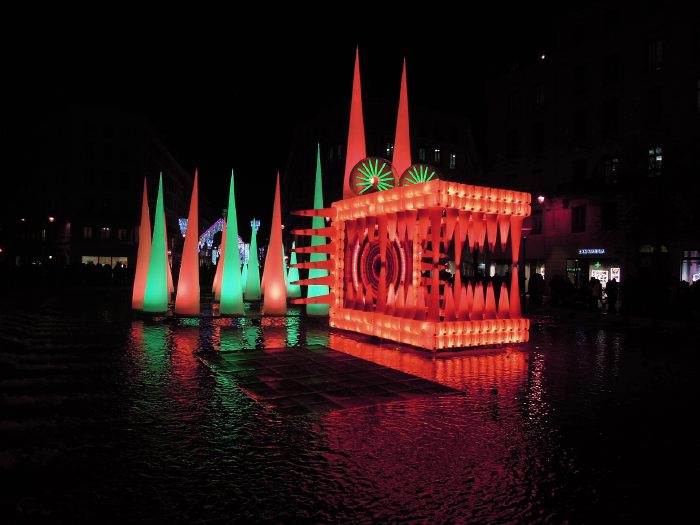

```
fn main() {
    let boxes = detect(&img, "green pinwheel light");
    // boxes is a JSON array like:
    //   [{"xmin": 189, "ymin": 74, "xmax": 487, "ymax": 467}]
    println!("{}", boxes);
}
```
[
  {"xmin": 402, "ymin": 164, "xmax": 437, "ymax": 185},
  {"xmin": 353, "ymin": 157, "xmax": 395, "ymax": 194}
]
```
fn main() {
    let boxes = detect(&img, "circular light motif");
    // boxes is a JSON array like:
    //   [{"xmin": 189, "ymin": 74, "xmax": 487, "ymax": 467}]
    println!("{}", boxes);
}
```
[
  {"xmin": 351, "ymin": 157, "xmax": 396, "ymax": 195},
  {"xmin": 399, "ymin": 163, "xmax": 442, "ymax": 186}
]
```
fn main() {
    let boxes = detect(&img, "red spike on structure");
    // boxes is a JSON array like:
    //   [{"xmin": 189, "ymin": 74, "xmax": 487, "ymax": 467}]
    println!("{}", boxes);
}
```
[
  {"xmin": 212, "ymin": 221, "xmax": 226, "ymax": 300},
  {"xmin": 465, "ymin": 281, "xmax": 474, "ymax": 315},
  {"xmin": 262, "ymin": 173, "xmax": 287, "ymax": 314},
  {"xmin": 476, "ymin": 213, "xmax": 487, "ymax": 251},
  {"xmin": 484, "ymin": 282, "xmax": 497, "ymax": 320},
  {"xmin": 467, "ymin": 214, "xmax": 476, "ymax": 251},
  {"xmin": 395, "ymin": 283, "xmax": 405, "ymax": 317},
  {"xmin": 472, "ymin": 282, "xmax": 484, "ymax": 320},
  {"xmin": 292, "ymin": 275, "xmax": 335, "ymax": 287},
  {"xmin": 510, "ymin": 216, "xmax": 524, "ymax": 265},
  {"xmin": 485, "ymin": 214, "xmax": 498, "ymax": 253},
  {"xmin": 291, "ymin": 207, "xmax": 336, "ymax": 218},
  {"xmin": 444, "ymin": 285, "xmax": 456, "ymax": 321},
  {"xmin": 294, "ymin": 243, "xmax": 335, "ymax": 254},
  {"xmin": 457, "ymin": 282, "xmax": 469, "ymax": 319},
  {"xmin": 290, "ymin": 260, "xmax": 334, "ymax": 271},
  {"xmin": 132, "ymin": 178, "xmax": 151, "ymax": 310},
  {"xmin": 497, "ymin": 282, "xmax": 510, "ymax": 319},
  {"xmin": 291, "ymin": 227, "xmax": 335, "ymax": 237},
  {"xmin": 343, "ymin": 47, "xmax": 367, "ymax": 199},
  {"xmin": 392, "ymin": 58, "xmax": 412, "ymax": 178},
  {"xmin": 498, "ymin": 215, "xmax": 510, "ymax": 252},
  {"xmin": 385, "ymin": 285, "xmax": 396, "ymax": 317},
  {"xmin": 291, "ymin": 293, "xmax": 334, "ymax": 305},
  {"xmin": 510, "ymin": 270, "xmax": 522, "ymax": 318},
  {"xmin": 404, "ymin": 284, "xmax": 415, "ymax": 319},
  {"xmin": 428, "ymin": 209, "xmax": 442, "ymax": 320},
  {"xmin": 175, "ymin": 170, "xmax": 200, "ymax": 315}
]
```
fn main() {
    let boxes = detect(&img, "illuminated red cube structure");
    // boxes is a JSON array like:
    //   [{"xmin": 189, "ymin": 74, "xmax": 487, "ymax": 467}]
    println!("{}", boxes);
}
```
[{"xmin": 293, "ymin": 168, "xmax": 532, "ymax": 351}]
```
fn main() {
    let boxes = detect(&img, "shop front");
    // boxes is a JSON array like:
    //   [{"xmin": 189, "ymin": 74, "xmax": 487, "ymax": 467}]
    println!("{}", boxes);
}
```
[{"xmin": 566, "ymin": 248, "xmax": 621, "ymax": 290}]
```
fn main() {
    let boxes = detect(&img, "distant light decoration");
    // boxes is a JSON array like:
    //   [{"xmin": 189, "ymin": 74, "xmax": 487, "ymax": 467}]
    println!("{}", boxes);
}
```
[
  {"xmin": 352, "ymin": 157, "xmax": 396, "ymax": 194},
  {"xmin": 48, "ymin": 216, "xmax": 55, "ymax": 223},
  {"xmin": 178, "ymin": 218, "xmax": 188, "ymax": 237},
  {"xmin": 198, "ymin": 218, "xmax": 225, "ymax": 251},
  {"xmin": 291, "ymin": 180, "xmax": 532, "ymax": 351},
  {"xmin": 579, "ymin": 248, "xmax": 605, "ymax": 255},
  {"xmin": 610, "ymin": 267, "xmax": 621, "ymax": 282},
  {"xmin": 21, "ymin": 218, "xmax": 25, "ymax": 222},
  {"xmin": 540, "ymin": 53, "xmax": 546, "ymax": 60},
  {"xmin": 537, "ymin": 195, "xmax": 545, "ymax": 204}
]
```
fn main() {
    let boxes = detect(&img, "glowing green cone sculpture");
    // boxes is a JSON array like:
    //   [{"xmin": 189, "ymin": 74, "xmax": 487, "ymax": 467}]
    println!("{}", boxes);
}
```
[
  {"xmin": 307, "ymin": 145, "xmax": 330, "ymax": 315},
  {"xmin": 287, "ymin": 241, "xmax": 302, "ymax": 298},
  {"xmin": 241, "ymin": 263, "xmax": 248, "ymax": 294},
  {"xmin": 219, "ymin": 171, "xmax": 245, "ymax": 315},
  {"xmin": 244, "ymin": 220, "xmax": 261, "ymax": 300},
  {"xmin": 143, "ymin": 174, "xmax": 169, "ymax": 313}
]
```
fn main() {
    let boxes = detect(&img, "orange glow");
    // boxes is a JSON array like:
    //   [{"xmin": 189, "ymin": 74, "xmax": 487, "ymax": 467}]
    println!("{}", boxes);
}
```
[
  {"xmin": 175, "ymin": 170, "xmax": 200, "ymax": 315},
  {"xmin": 132, "ymin": 178, "xmax": 151, "ymax": 310},
  {"xmin": 262, "ymin": 173, "xmax": 287, "ymax": 315},
  {"xmin": 342, "ymin": 47, "xmax": 367, "ymax": 199},
  {"xmin": 295, "ymin": 179, "xmax": 530, "ymax": 351}
]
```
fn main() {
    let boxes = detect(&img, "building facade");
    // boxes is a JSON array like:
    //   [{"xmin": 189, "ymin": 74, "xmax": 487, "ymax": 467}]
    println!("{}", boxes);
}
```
[{"xmin": 481, "ymin": 5, "xmax": 700, "ymax": 297}]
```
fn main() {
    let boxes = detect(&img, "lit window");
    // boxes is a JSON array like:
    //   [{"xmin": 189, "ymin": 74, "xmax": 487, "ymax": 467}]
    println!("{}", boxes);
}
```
[
  {"xmin": 449, "ymin": 153, "xmax": 456, "ymax": 169},
  {"xmin": 100, "ymin": 227, "xmax": 111, "ymax": 240},
  {"xmin": 83, "ymin": 226, "xmax": 93, "ymax": 239},
  {"xmin": 418, "ymin": 148, "xmax": 426, "ymax": 162},
  {"xmin": 385, "ymin": 142, "xmax": 394, "ymax": 158},
  {"xmin": 648, "ymin": 147, "xmax": 662, "ymax": 178},
  {"xmin": 648, "ymin": 39, "xmax": 663, "ymax": 71},
  {"xmin": 434, "ymin": 148, "xmax": 441, "ymax": 164},
  {"xmin": 604, "ymin": 157, "xmax": 619, "ymax": 183}
]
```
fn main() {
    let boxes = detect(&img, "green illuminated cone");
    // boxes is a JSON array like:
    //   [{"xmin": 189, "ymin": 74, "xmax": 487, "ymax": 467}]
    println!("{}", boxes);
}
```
[
  {"xmin": 220, "ymin": 171, "xmax": 245, "ymax": 315},
  {"xmin": 241, "ymin": 263, "xmax": 248, "ymax": 294},
  {"xmin": 307, "ymin": 145, "xmax": 330, "ymax": 315},
  {"xmin": 244, "ymin": 220, "xmax": 261, "ymax": 300},
  {"xmin": 287, "ymin": 241, "xmax": 302, "ymax": 298},
  {"xmin": 143, "ymin": 174, "xmax": 169, "ymax": 313}
]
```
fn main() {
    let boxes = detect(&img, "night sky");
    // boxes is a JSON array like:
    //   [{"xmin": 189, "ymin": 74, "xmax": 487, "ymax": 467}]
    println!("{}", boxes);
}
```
[{"xmin": 6, "ymin": 7, "xmax": 556, "ymax": 222}]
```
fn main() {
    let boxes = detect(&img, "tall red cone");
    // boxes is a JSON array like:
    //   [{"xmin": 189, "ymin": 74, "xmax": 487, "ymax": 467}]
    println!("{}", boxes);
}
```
[
  {"xmin": 132, "ymin": 178, "xmax": 151, "ymax": 310},
  {"xmin": 497, "ymin": 282, "xmax": 510, "ymax": 319},
  {"xmin": 131, "ymin": 177, "xmax": 151, "ymax": 310},
  {"xmin": 392, "ymin": 58, "xmax": 412, "ymax": 179},
  {"xmin": 175, "ymin": 170, "xmax": 200, "ymax": 315},
  {"xmin": 343, "ymin": 47, "xmax": 367, "ymax": 199},
  {"xmin": 213, "ymin": 221, "xmax": 226, "ymax": 300},
  {"xmin": 262, "ymin": 173, "xmax": 287, "ymax": 315},
  {"xmin": 510, "ymin": 270, "xmax": 522, "ymax": 318}
]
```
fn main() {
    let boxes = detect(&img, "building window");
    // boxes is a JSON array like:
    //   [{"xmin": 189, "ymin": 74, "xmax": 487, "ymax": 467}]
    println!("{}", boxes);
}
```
[
  {"xmin": 573, "ymin": 109, "xmax": 588, "ymax": 142},
  {"xmin": 117, "ymin": 228, "xmax": 128, "ymax": 241},
  {"xmin": 41, "ymin": 229, "xmax": 46, "ymax": 241},
  {"xmin": 601, "ymin": 202, "xmax": 618, "ymax": 231},
  {"xmin": 534, "ymin": 83, "xmax": 545, "ymax": 105},
  {"xmin": 648, "ymin": 39, "xmax": 663, "ymax": 71},
  {"xmin": 531, "ymin": 210, "xmax": 543, "ymax": 234},
  {"xmin": 83, "ymin": 226, "xmax": 93, "ymax": 240},
  {"xmin": 532, "ymin": 122, "xmax": 544, "ymax": 155},
  {"xmin": 572, "ymin": 159, "xmax": 588, "ymax": 184},
  {"xmin": 385, "ymin": 142, "xmax": 394, "ymax": 158},
  {"xmin": 571, "ymin": 205, "xmax": 587, "ymax": 233},
  {"xmin": 604, "ymin": 157, "xmax": 619, "ymax": 184},
  {"xmin": 418, "ymin": 147, "xmax": 426, "ymax": 162},
  {"xmin": 506, "ymin": 130, "xmax": 518, "ymax": 159},
  {"xmin": 648, "ymin": 146, "xmax": 663, "ymax": 177},
  {"xmin": 434, "ymin": 148, "xmax": 441, "ymax": 164},
  {"xmin": 100, "ymin": 227, "xmax": 111, "ymax": 240},
  {"xmin": 329, "ymin": 147, "xmax": 334, "ymax": 161},
  {"xmin": 449, "ymin": 153, "xmax": 456, "ymax": 170}
]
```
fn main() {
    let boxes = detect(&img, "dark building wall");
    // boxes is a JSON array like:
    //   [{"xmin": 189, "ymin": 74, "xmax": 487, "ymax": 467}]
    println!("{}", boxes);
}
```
[
  {"xmin": 482, "ymin": 5, "xmax": 700, "ymax": 288},
  {"xmin": 7, "ymin": 105, "xmax": 215, "ymax": 270}
]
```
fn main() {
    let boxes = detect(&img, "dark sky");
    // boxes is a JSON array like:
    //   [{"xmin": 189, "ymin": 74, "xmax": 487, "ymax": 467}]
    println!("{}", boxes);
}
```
[{"xmin": 6, "ymin": 7, "xmax": 556, "ymax": 223}]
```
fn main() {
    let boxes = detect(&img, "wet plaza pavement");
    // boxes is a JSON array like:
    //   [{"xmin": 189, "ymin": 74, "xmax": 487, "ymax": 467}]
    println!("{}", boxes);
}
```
[{"xmin": 0, "ymin": 288, "xmax": 696, "ymax": 523}]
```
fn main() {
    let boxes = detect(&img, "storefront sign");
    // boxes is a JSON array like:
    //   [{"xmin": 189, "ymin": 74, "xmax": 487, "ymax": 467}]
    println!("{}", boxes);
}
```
[{"xmin": 579, "ymin": 248, "xmax": 605, "ymax": 255}]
